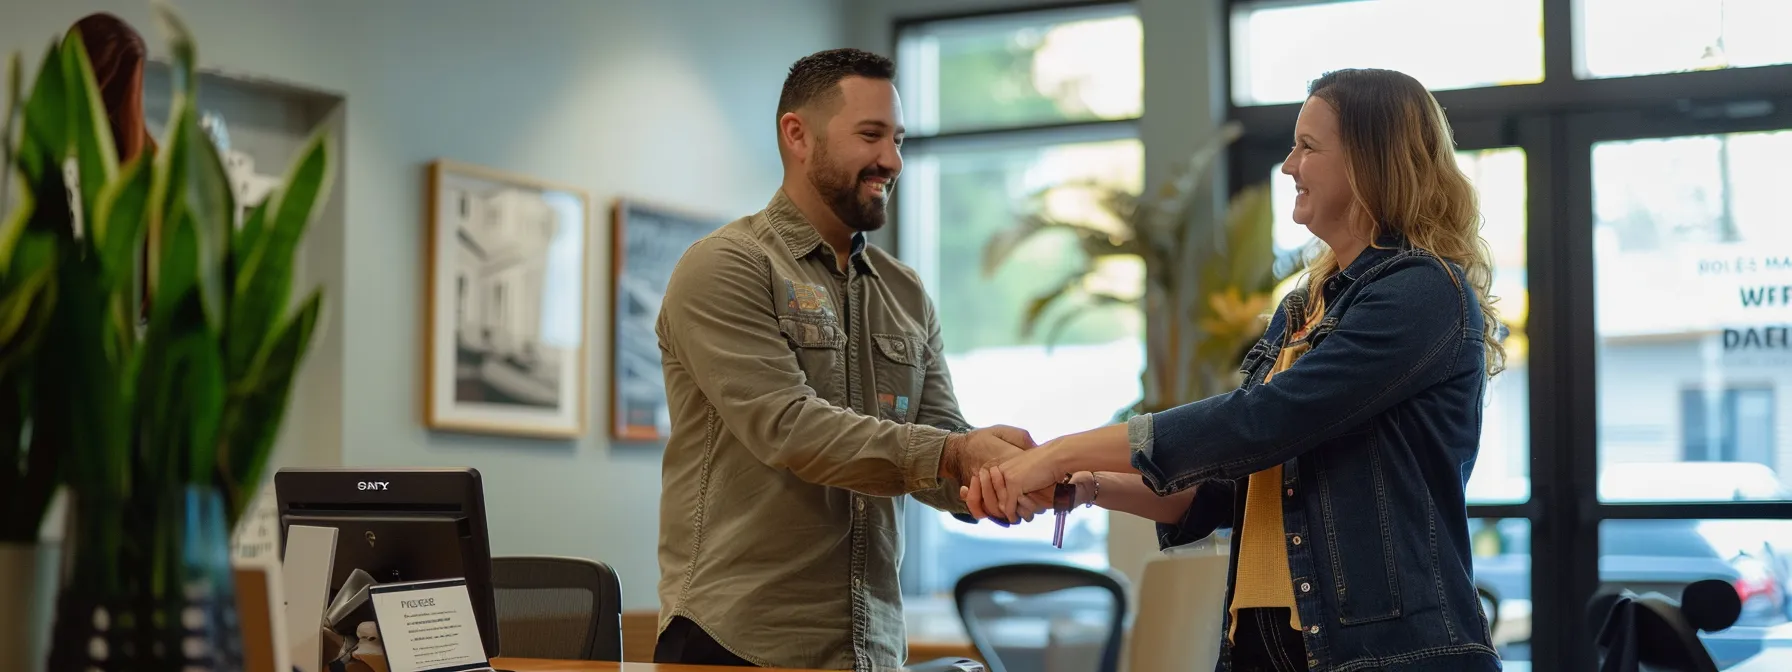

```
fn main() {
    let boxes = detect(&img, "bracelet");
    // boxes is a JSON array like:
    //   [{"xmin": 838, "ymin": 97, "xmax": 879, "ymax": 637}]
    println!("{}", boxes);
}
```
[{"xmin": 1087, "ymin": 473, "xmax": 1099, "ymax": 508}]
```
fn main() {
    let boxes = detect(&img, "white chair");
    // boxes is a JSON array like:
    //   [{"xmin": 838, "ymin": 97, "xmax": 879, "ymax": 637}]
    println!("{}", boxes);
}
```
[{"xmin": 1122, "ymin": 545, "xmax": 1231, "ymax": 672}]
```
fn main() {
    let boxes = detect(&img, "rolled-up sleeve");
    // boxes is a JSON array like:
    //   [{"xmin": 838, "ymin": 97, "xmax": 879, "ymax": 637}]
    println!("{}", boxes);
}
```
[
  {"xmin": 660, "ymin": 235, "xmax": 949, "ymax": 496},
  {"xmin": 1128, "ymin": 260, "xmax": 1469, "ymax": 496}
]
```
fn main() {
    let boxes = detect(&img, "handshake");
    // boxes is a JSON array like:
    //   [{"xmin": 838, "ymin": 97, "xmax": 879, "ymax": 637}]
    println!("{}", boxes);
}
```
[{"xmin": 940, "ymin": 425, "xmax": 1096, "ymax": 529}]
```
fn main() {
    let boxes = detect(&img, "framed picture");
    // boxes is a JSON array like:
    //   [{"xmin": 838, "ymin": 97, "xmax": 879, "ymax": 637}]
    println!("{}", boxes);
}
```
[
  {"xmin": 424, "ymin": 159, "xmax": 591, "ymax": 438},
  {"xmin": 611, "ymin": 198, "xmax": 727, "ymax": 441}
]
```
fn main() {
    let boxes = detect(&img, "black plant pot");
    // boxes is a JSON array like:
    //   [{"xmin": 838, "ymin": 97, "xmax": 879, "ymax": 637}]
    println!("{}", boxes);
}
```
[{"xmin": 46, "ymin": 487, "xmax": 244, "ymax": 672}]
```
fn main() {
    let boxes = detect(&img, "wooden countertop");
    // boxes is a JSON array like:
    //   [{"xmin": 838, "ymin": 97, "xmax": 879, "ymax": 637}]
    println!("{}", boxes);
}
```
[{"xmin": 494, "ymin": 659, "xmax": 820, "ymax": 671}]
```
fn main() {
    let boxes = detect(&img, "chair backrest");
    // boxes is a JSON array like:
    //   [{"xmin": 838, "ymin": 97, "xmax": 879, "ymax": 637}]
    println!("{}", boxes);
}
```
[
  {"xmin": 490, "ymin": 556, "xmax": 622, "ymax": 661},
  {"xmin": 1125, "ymin": 551, "xmax": 1229, "ymax": 672},
  {"xmin": 953, "ymin": 563, "xmax": 1129, "ymax": 672}
]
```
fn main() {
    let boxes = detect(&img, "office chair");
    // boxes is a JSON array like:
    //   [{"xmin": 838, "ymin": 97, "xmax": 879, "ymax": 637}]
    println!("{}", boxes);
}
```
[
  {"xmin": 490, "ymin": 556, "xmax": 623, "ymax": 661},
  {"xmin": 953, "ymin": 563, "xmax": 1129, "ymax": 672},
  {"xmin": 1586, "ymin": 578, "xmax": 1740, "ymax": 672}
]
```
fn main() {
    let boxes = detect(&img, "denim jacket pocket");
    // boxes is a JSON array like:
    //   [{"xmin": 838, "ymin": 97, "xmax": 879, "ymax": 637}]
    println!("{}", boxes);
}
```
[{"xmin": 1314, "ymin": 425, "xmax": 1403, "ymax": 624}]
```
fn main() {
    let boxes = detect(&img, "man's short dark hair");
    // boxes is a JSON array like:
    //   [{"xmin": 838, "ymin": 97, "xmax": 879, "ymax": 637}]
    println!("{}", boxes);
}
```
[{"xmin": 776, "ymin": 48, "xmax": 895, "ymax": 119}]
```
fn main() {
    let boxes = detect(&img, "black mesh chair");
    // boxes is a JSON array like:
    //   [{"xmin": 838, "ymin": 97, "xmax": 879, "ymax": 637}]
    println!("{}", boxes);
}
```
[
  {"xmin": 953, "ymin": 563, "xmax": 1129, "ymax": 672},
  {"xmin": 490, "ymin": 556, "xmax": 623, "ymax": 661}
]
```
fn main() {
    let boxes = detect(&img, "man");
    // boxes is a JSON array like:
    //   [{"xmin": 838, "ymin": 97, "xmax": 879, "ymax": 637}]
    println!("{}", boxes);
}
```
[{"xmin": 653, "ymin": 48, "xmax": 1036, "ymax": 670}]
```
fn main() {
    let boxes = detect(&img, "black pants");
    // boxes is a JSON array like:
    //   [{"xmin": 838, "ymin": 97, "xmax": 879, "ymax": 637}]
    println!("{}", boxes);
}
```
[
  {"xmin": 1230, "ymin": 608, "xmax": 1311, "ymax": 672},
  {"xmin": 653, "ymin": 616, "xmax": 758, "ymax": 667}
]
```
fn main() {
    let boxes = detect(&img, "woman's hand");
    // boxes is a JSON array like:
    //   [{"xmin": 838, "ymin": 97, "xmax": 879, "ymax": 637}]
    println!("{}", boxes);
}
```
[{"xmin": 973, "ymin": 440, "xmax": 1067, "ymax": 523}]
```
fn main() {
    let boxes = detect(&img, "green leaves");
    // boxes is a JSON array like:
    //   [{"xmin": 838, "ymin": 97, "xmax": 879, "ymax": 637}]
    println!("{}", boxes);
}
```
[
  {"xmin": 61, "ymin": 28, "xmax": 120, "ymax": 229},
  {"xmin": 226, "ymin": 129, "xmax": 330, "ymax": 379},
  {"xmin": 16, "ymin": 41, "xmax": 66, "ymax": 186},
  {"xmin": 0, "ymin": 0, "xmax": 333, "ymax": 551}
]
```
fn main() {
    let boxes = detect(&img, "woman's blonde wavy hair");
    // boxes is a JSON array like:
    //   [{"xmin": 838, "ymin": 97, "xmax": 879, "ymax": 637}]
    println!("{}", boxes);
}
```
[{"xmin": 1299, "ymin": 68, "xmax": 1505, "ymax": 377}]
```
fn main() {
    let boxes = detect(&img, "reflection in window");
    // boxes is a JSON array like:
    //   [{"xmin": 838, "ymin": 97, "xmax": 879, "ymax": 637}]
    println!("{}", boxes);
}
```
[
  {"xmin": 896, "ymin": 5, "xmax": 1141, "ymax": 135},
  {"xmin": 1469, "ymin": 518, "xmax": 1532, "ymax": 663},
  {"xmin": 1577, "ymin": 0, "xmax": 1792, "ymax": 79},
  {"xmin": 1229, "ymin": 0, "xmax": 1543, "ymax": 106},
  {"xmin": 1268, "ymin": 148, "xmax": 1531, "ymax": 504},
  {"xmin": 1683, "ymin": 387, "xmax": 1776, "ymax": 466},
  {"xmin": 1593, "ymin": 129, "xmax": 1792, "ymax": 503},
  {"xmin": 1596, "ymin": 519, "xmax": 1792, "ymax": 669}
]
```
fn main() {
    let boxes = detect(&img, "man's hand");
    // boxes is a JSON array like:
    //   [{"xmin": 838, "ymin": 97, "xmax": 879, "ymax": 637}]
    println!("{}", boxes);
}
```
[
  {"xmin": 940, "ymin": 425, "xmax": 1034, "ymax": 485},
  {"xmin": 941, "ymin": 425, "xmax": 1042, "ymax": 523}
]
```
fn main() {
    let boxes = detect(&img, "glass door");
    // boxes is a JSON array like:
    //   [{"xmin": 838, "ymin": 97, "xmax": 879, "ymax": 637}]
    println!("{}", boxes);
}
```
[{"xmin": 1570, "ymin": 97, "xmax": 1792, "ymax": 670}]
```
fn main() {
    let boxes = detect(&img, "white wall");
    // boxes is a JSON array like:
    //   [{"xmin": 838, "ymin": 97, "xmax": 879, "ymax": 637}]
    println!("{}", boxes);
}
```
[
  {"xmin": 844, "ymin": 0, "xmax": 1230, "ymax": 588},
  {"xmin": 0, "ymin": 0, "xmax": 843, "ymax": 610}
]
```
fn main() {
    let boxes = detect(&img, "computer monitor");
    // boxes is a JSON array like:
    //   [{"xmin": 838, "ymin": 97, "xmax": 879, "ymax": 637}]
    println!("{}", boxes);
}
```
[{"xmin": 274, "ymin": 467, "xmax": 502, "ymax": 659}]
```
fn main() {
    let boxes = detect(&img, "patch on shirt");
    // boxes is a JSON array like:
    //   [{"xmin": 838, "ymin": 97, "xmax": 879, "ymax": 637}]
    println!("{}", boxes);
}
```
[
  {"xmin": 878, "ymin": 393, "xmax": 910, "ymax": 420},
  {"xmin": 784, "ymin": 279, "xmax": 835, "ymax": 318}
]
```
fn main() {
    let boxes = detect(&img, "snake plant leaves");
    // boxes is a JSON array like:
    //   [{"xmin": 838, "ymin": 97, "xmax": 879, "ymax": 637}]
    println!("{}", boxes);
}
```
[
  {"xmin": 16, "ymin": 42, "xmax": 65, "ymax": 187},
  {"xmin": 219, "ymin": 288, "xmax": 321, "ymax": 520},
  {"xmin": 93, "ymin": 156, "xmax": 151, "ymax": 292},
  {"xmin": 60, "ymin": 29, "xmax": 120, "ymax": 234},
  {"xmin": 226, "ymin": 129, "xmax": 330, "ymax": 380}
]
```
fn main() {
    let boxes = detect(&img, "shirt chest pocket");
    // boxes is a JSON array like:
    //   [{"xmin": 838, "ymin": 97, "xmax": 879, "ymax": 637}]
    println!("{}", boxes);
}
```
[
  {"xmin": 870, "ymin": 332, "xmax": 926, "ymax": 422},
  {"xmin": 779, "ymin": 316, "xmax": 847, "ymax": 402}
]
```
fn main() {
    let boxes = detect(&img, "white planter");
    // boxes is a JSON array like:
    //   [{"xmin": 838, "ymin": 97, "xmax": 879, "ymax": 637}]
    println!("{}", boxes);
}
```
[{"xmin": 0, "ymin": 542, "xmax": 60, "ymax": 672}]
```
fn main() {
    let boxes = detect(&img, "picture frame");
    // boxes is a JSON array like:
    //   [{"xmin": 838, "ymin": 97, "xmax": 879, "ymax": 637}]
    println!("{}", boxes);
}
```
[
  {"xmin": 610, "ymin": 198, "xmax": 727, "ymax": 441},
  {"xmin": 423, "ymin": 159, "xmax": 592, "ymax": 438}
]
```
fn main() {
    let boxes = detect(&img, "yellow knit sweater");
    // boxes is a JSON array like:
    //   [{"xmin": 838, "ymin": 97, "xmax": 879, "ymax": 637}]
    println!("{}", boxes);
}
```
[{"xmin": 1226, "ymin": 307, "xmax": 1321, "ymax": 642}]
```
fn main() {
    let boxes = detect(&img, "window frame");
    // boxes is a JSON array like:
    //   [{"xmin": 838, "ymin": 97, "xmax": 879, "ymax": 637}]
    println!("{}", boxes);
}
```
[
  {"xmin": 1225, "ymin": 1, "xmax": 1792, "ymax": 669},
  {"xmin": 887, "ymin": 0, "xmax": 1144, "ymax": 600}
]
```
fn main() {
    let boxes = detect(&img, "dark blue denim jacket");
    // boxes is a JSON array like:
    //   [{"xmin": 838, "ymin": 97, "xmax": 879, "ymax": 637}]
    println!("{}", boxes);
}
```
[{"xmin": 1129, "ymin": 237, "xmax": 1500, "ymax": 672}]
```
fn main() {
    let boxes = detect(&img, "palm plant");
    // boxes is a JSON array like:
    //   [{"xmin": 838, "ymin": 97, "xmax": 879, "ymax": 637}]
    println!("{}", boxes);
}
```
[
  {"xmin": 0, "ymin": 2, "xmax": 333, "ymax": 668},
  {"xmin": 982, "ymin": 121, "xmax": 1294, "ymax": 416}
]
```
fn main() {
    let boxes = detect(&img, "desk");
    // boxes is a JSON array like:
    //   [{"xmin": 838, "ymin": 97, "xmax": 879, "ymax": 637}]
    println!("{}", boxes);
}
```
[
  {"xmin": 494, "ymin": 658, "xmax": 818, "ymax": 671},
  {"xmin": 356, "ymin": 656, "xmax": 824, "ymax": 671}
]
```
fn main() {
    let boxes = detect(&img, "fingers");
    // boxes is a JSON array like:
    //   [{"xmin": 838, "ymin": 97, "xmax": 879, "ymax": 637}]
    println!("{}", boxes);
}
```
[
  {"xmin": 961, "ymin": 484, "xmax": 987, "ymax": 521},
  {"xmin": 978, "ymin": 466, "xmax": 1006, "ymax": 524},
  {"xmin": 991, "ymin": 464, "xmax": 1019, "ymax": 523},
  {"xmin": 984, "ymin": 425, "xmax": 1037, "ymax": 450}
]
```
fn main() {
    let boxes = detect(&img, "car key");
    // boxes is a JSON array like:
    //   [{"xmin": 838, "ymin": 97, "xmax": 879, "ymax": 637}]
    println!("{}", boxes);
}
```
[{"xmin": 1051, "ymin": 481, "xmax": 1075, "ymax": 548}]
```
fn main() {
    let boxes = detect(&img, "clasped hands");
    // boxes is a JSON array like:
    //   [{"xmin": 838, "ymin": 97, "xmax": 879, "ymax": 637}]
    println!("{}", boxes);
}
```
[{"xmin": 944, "ymin": 426, "xmax": 1093, "ymax": 527}]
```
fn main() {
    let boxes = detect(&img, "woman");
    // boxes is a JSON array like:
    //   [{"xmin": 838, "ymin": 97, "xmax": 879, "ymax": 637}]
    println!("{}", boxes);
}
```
[{"xmin": 968, "ymin": 68, "xmax": 1505, "ymax": 672}]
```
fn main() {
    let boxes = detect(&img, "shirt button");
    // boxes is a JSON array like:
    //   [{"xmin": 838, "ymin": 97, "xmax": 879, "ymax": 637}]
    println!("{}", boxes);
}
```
[
  {"xmin": 1285, "ymin": 488, "xmax": 1294, "ymax": 497},
  {"xmin": 856, "ymin": 499, "xmax": 865, "ymax": 512},
  {"xmin": 1300, "ymin": 582, "xmax": 1311, "ymax": 593},
  {"xmin": 853, "ymin": 578, "xmax": 863, "ymax": 589},
  {"xmin": 1309, "ymin": 625, "xmax": 1321, "ymax": 634},
  {"xmin": 1292, "ymin": 535, "xmax": 1302, "ymax": 546}
]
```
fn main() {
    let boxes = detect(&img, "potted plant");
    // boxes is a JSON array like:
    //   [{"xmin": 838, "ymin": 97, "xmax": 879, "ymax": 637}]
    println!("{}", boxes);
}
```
[
  {"xmin": 0, "ymin": 2, "xmax": 333, "ymax": 669},
  {"xmin": 982, "ymin": 121, "xmax": 1294, "ymax": 420}
]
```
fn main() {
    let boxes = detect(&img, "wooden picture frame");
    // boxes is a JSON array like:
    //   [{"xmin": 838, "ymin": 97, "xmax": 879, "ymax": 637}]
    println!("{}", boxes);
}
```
[
  {"xmin": 423, "ymin": 159, "xmax": 592, "ymax": 438},
  {"xmin": 610, "ymin": 198, "xmax": 727, "ymax": 441}
]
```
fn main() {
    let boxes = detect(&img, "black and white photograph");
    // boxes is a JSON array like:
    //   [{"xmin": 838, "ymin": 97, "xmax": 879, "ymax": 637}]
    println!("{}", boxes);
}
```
[
  {"xmin": 610, "ymin": 199, "xmax": 725, "ymax": 441},
  {"xmin": 425, "ymin": 159, "xmax": 590, "ymax": 438}
]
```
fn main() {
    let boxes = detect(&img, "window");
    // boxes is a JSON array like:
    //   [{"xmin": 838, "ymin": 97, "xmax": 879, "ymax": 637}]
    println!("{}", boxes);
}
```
[
  {"xmin": 1227, "ymin": 0, "xmax": 1792, "ymax": 667},
  {"xmin": 1576, "ymin": 0, "xmax": 1792, "ymax": 79},
  {"xmin": 894, "ymin": 4, "xmax": 1143, "ymax": 601},
  {"xmin": 1229, "ymin": 0, "xmax": 1544, "ymax": 106},
  {"xmin": 1593, "ymin": 128, "xmax": 1792, "ymax": 504},
  {"xmin": 1682, "ymin": 388, "xmax": 1776, "ymax": 467},
  {"xmin": 896, "ymin": 4, "xmax": 1141, "ymax": 135}
]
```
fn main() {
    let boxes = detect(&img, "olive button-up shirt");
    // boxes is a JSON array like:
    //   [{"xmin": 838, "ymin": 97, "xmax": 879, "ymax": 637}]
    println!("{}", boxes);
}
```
[{"xmin": 654, "ymin": 189, "xmax": 972, "ymax": 671}]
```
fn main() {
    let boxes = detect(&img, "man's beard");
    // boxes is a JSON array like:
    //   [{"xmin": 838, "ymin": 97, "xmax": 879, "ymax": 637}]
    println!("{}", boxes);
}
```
[{"xmin": 809, "ymin": 144, "xmax": 892, "ymax": 233}]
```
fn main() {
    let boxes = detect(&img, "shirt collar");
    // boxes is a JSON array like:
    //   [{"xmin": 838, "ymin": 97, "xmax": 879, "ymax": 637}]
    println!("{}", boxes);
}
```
[
  {"xmin": 1338, "ymin": 231, "xmax": 1407, "ymax": 283},
  {"xmin": 764, "ymin": 189, "xmax": 878, "ymax": 277}
]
